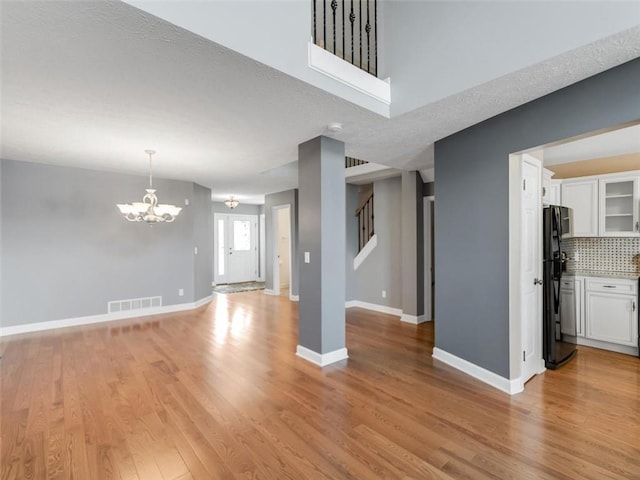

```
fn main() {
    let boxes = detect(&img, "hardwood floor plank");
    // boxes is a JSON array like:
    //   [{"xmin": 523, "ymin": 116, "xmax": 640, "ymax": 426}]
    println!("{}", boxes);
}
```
[{"xmin": 2, "ymin": 291, "xmax": 639, "ymax": 479}]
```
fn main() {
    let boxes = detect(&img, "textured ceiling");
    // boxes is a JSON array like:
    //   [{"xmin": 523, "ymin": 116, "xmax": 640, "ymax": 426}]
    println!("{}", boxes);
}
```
[
  {"xmin": 2, "ymin": 1, "xmax": 640, "ymax": 203},
  {"xmin": 543, "ymin": 123, "xmax": 640, "ymax": 166}
]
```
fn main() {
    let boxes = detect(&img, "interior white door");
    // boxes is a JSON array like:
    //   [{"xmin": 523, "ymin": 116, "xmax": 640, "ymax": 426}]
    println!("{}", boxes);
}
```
[
  {"xmin": 228, "ymin": 215, "xmax": 257, "ymax": 283},
  {"xmin": 521, "ymin": 154, "xmax": 543, "ymax": 383},
  {"xmin": 214, "ymin": 213, "xmax": 258, "ymax": 284},
  {"xmin": 277, "ymin": 208, "xmax": 290, "ymax": 289}
]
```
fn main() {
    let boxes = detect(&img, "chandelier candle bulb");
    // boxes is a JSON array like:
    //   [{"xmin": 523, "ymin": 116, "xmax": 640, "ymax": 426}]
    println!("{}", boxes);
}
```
[{"xmin": 117, "ymin": 150, "xmax": 182, "ymax": 224}]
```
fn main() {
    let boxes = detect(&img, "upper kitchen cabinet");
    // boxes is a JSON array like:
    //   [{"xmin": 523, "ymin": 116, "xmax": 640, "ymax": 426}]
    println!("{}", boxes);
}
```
[
  {"xmin": 542, "ymin": 168, "xmax": 554, "ymax": 206},
  {"xmin": 549, "ymin": 179, "xmax": 562, "ymax": 206},
  {"xmin": 561, "ymin": 179, "xmax": 599, "ymax": 237},
  {"xmin": 599, "ymin": 176, "xmax": 640, "ymax": 237}
]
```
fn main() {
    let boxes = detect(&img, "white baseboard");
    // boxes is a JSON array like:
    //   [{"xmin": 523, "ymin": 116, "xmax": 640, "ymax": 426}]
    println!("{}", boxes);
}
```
[
  {"xmin": 296, "ymin": 345, "xmax": 349, "ymax": 366},
  {"xmin": 400, "ymin": 313, "xmax": 427, "ymax": 324},
  {"xmin": 264, "ymin": 289, "xmax": 277, "ymax": 296},
  {"xmin": 289, "ymin": 294, "xmax": 299, "ymax": 302},
  {"xmin": 565, "ymin": 335, "xmax": 639, "ymax": 356},
  {"xmin": 0, "ymin": 295, "xmax": 214, "ymax": 337},
  {"xmin": 345, "ymin": 300, "xmax": 402, "ymax": 317},
  {"xmin": 432, "ymin": 347, "xmax": 524, "ymax": 395}
]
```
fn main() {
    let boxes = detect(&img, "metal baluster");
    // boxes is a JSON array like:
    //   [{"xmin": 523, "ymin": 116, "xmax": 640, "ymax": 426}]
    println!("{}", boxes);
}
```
[
  {"xmin": 374, "ymin": 0, "xmax": 377, "ymax": 76},
  {"xmin": 358, "ymin": 211, "xmax": 361, "ymax": 250},
  {"xmin": 331, "ymin": 0, "xmax": 337, "ymax": 54},
  {"xmin": 364, "ymin": 203, "xmax": 368, "ymax": 247},
  {"xmin": 313, "ymin": 0, "xmax": 316, "ymax": 44},
  {"xmin": 359, "ymin": 0, "xmax": 362, "ymax": 69},
  {"xmin": 370, "ymin": 195, "xmax": 374, "ymax": 236},
  {"xmin": 350, "ymin": 0, "xmax": 355, "ymax": 64},
  {"xmin": 366, "ymin": 0, "xmax": 370, "ymax": 73},
  {"xmin": 342, "ymin": 0, "xmax": 345, "ymax": 60},
  {"xmin": 323, "ymin": 0, "xmax": 326, "ymax": 48}
]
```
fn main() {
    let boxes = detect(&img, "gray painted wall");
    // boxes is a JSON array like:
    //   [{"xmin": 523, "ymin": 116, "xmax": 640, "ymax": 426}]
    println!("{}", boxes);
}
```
[
  {"xmin": 435, "ymin": 58, "xmax": 640, "ymax": 378},
  {"xmin": 345, "ymin": 184, "xmax": 359, "ymax": 302},
  {"xmin": 193, "ymin": 184, "xmax": 213, "ymax": 300},
  {"xmin": 211, "ymin": 202, "xmax": 262, "ymax": 215},
  {"xmin": 298, "ymin": 136, "xmax": 345, "ymax": 354},
  {"xmin": 264, "ymin": 189, "xmax": 298, "ymax": 295},
  {"xmin": 352, "ymin": 176, "xmax": 402, "ymax": 309},
  {"xmin": 1, "ymin": 159, "xmax": 212, "ymax": 328},
  {"xmin": 401, "ymin": 171, "xmax": 424, "ymax": 317}
]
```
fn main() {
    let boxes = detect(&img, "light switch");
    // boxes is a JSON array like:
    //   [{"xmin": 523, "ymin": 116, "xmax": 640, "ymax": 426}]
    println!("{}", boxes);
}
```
[
  {"xmin": 194, "ymin": 246, "xmax": 198, "ymax": 255},
  {"xmin": 304, "ymin": 252, "xmax": 310, "ymax": 264}
]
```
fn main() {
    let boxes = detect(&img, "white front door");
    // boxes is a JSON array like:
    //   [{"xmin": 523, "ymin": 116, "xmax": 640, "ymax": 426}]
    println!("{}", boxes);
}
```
[
  {"xmin": 214, "ymin": 214, "xmax": 258, "ymax": 284},
  {"xmin": 521, "ymin": 154, "xmax": 543, "ymax": 383}
]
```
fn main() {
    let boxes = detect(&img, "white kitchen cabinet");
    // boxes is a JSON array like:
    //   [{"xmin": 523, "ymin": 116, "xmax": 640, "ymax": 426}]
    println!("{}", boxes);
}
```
[
  {"xmin": 549, "ymin": 180, "xmax": 562, "ymax": 206},
  {"xmin": 542, "ymin": 168, "xmax": 554, "ymax": 206},
  {"xmin": 561, "ymin": 179, "xmax": 598, "ymax": 237},
  {"xmin": 560, "ymin": 278, "xmax": 576, "ymax": 336},
  {"xmin": 585, "ymin": 278, "xmax": 638, "ymax": 347},
  {"xmin": 575, "ymin": 276, "xmax": 584, "ymax": 336},
  {"xmin": 598, "ymin": 176, "xmax": 640, "ymax": 237},
  {"xmin": 561, "ymin": 276, "xmax": 585, "ymax": 337}
]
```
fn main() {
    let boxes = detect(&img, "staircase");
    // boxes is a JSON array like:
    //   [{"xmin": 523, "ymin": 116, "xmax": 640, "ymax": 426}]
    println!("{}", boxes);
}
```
[{"xmin": 355, "ymin": 189, "xmax": 374, "ymax": 252}]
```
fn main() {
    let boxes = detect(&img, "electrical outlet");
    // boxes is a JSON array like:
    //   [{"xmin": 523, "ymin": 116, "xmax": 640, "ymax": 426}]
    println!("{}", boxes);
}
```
[
  {"xmin": 178, "ymin": 288, "xmax": 184, "ymax": 297},
  {"xmin": 382, "ymin": 290, "xmax": 387, "ymax": 298},
  {"xmin": 184, "ymin": 198, "xmax": 189, "ymax": 206},
  {"xmin": 304, "ymin": 252, "xmax": 310, "ymax": 264}
]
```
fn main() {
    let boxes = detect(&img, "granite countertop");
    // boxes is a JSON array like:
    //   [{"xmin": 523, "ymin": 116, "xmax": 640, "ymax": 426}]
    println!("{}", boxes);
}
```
[{"xmin": 565, "ymin": 270, "xmax": 640, "ymax": 280}]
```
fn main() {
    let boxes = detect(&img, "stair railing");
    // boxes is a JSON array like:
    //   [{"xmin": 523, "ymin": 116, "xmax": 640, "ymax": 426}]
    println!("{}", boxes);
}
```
[
  {"xmin": 355, "ymin": 191, "xmax": 374, "ymax": 252},
  {"xmin": 312, "ymin": 0, "xmax": 378, "ymax": 77},
  {"xmin": 345, "ymin": 157, "xmax": 368, "ymax": 168}
]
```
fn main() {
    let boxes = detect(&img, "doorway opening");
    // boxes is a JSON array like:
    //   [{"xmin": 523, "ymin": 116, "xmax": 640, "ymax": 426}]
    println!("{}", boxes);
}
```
[
  {"xmin": 272, "ymin": 205, "xmax": 293, "ymax": 299},
  {"xmin": 424, "ymin": 196, "xmax": 435, "ymax": 322}
]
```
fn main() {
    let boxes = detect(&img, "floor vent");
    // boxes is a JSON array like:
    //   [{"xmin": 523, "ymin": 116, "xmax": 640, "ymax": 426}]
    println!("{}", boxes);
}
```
[{"xmin": 108, "ymin": 296, "xmax": 162, "ymax": 314}]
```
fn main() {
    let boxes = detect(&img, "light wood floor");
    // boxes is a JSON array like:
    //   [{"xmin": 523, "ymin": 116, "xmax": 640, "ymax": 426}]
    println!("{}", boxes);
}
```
[{"xmin": 2, "ymin": 292, "xmax": 639, "ymax": 479}]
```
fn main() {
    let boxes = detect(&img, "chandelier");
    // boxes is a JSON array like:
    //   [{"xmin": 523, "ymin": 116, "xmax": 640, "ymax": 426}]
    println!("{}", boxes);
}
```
[
  {"xmin": 225, "ymin": 196, "xmax": 239, "ymax": 209},
  {"xmin": 117, "ymin": 150, "xmax": 182, "ymax": 223}
]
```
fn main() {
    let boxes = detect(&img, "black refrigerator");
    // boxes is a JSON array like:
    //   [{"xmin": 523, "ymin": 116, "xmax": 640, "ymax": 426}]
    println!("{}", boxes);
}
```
[{"xmin": 542, "ymin": 205, "xmax": 577, "ymax": 369}]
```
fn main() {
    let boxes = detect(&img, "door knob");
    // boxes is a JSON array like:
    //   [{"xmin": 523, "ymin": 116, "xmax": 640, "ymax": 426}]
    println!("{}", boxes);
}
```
[{"xmin": 533, "ymin": 278, "xmax": 543, "ymax": 285}]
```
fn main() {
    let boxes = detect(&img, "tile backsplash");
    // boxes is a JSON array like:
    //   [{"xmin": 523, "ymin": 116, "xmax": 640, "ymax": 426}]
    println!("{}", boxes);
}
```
[{"xmin": 563, "ymin": 237, "xmax": 640, "ymax": 273}]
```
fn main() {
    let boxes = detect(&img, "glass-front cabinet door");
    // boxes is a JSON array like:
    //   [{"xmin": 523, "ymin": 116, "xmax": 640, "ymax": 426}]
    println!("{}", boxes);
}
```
[{"xmin": 598, "ymin": 176, "xmax": 640, "ymax": 237}]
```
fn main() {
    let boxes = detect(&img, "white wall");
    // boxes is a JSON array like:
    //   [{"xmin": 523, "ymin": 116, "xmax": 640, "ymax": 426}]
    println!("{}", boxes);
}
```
[
  {"xmin": 124, "ymin": 0, "xmax": 388, "ymax": 116},
  {"xmin": 380, "ymin": 1, "xmax": 640, "ymax": 116}
]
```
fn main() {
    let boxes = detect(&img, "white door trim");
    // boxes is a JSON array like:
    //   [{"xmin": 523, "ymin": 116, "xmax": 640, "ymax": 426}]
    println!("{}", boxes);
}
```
[
  {"xmin": 214, "ymin": 213, "xmax": 258, "ymax": 284},
  {"xmin": 272, "ymin": 204, "xmax": 292, "ymax": 298},
  {"xmin": 213, "ymin": 213, "xmax": 228, "ymax": 285},
  {"xmin": 520, "ymin": 154, "xmax": 544, "ymax": 384},
  {"xmin": 259, "ymin": 214, "xmax": 266, "ymax": 282}
]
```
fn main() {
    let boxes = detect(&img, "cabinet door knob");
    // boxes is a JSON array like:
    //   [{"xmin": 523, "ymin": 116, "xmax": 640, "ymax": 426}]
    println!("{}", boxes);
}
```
[
  {"xmin": 633, "ymin": 301, "xmax": 636, "ymax": 312},
  {"xmin": 636, "ymin": 221, "xmax": 639, "ymax": 232}
]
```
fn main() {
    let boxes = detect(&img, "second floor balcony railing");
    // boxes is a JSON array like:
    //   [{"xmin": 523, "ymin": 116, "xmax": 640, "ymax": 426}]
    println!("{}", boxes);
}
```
[{"xmin": 312, "ymin": 0, "xmax": 378, "ymax": 77}]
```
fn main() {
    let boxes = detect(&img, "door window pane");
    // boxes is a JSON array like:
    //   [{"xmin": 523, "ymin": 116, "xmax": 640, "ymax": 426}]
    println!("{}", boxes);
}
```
[
  {"xmin": 217, "ymin": 219, "xmax": 225, "ymax": 276},
  {"xmin": 233, "ymin": 220, "xmax": 251, "ymax": 251}
]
